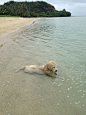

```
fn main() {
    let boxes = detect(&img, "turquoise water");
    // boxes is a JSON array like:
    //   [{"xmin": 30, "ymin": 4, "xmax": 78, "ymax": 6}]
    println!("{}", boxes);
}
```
[{"xmin": 0, "ymin": 17, "xmax": 86, "ymax": 115}]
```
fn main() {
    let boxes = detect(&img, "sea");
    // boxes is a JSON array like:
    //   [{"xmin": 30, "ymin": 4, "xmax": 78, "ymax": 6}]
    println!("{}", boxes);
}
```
[{"xmin": 0, "ymin": 17, "xmax": 86, "ymax": 115}]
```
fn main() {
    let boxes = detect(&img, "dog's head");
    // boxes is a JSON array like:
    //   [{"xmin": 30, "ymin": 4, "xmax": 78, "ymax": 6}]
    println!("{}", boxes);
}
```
[{"xmin": 44, "ymin": 61, "xmax": 57, "ymax": 73}]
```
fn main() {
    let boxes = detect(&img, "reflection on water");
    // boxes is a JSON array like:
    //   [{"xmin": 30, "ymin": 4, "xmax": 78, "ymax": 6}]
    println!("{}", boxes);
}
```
[{"xmin": 0, "ymin": 17, "xmax": 86, "ymax": 115}]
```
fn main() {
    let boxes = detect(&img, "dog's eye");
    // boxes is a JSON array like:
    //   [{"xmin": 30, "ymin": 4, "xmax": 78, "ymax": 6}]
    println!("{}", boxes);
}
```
[{"xmin": 53, "ymin": 67, "xmax": 55, "ymax": 68}]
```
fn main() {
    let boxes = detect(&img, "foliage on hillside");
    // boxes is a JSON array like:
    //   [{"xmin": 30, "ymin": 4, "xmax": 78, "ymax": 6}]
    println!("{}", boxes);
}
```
[{"xmin": 0, "ymin": 1, "xmax": 71, "ymax": 17}]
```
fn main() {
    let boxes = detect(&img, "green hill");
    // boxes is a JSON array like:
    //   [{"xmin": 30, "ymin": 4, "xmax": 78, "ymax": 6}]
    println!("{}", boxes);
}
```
[{"xmin": 0, "ymin": 1, "xmax": 71, "ymax": 17}]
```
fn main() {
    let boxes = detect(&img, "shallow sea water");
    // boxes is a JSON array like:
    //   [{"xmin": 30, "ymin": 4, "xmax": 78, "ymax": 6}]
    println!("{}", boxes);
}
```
[{"xmin": 0, "ymin": 17, "xmax": 86, "ymax": 115}]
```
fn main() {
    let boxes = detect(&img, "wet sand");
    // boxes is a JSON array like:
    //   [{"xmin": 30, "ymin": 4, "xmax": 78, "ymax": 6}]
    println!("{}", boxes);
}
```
[{"xmin": 0, "ymin": 17, "xmax": 39, "ymax": 37}]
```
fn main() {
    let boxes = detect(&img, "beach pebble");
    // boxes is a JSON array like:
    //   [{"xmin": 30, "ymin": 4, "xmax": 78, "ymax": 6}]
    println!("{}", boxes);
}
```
[
  {"xmin": 57, "ymin": 103, "xmax": 59, "ymax": 105},
  {"xmin": 80, "ymin": 81, "xmax": 83, "ymax": 82},
  {"xmin": 68, "ymin": 88, "xmax": 70, "ymax": 90},
  {"xmin": 67, "ymin": 96, "xmax": 69, "ymax": 98}
]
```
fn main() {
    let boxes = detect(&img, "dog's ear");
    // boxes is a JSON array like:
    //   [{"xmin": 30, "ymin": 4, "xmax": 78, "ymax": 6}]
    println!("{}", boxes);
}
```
[
  {"xmin": 47, "ymin": 64, "xmax": 53, "ymax": 71},
  {"xmin": 44, "ymin": 62, "xmax": 53, "ymax": 71}
]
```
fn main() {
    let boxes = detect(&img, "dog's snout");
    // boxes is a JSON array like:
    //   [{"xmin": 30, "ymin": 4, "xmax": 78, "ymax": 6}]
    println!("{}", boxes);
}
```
[{"xmin": 55, "ymin": 70, "xmax": 57, "ymax": 72}]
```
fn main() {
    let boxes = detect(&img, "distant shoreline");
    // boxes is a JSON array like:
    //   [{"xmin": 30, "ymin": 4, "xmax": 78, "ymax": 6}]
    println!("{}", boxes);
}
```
[{"xmin": 0, "ymin": 17, "xmax": 39, "ymax": 37}]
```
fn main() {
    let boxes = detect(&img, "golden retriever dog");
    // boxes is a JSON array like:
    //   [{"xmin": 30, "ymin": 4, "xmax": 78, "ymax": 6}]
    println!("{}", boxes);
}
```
[{"xmin": 16, "ymin": 61, "xmax": 57, "ymax": 77}]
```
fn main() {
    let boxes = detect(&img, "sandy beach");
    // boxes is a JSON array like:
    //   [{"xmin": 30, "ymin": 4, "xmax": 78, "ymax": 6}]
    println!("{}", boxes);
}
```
[{"xmin": 0, "ymin": 17, "xmax": 39, "ymax": 37}]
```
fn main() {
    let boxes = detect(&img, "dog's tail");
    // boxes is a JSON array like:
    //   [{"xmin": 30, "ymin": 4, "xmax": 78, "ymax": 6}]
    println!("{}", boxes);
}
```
[{"xmin": 15, "ymin": 66, "xmax": 25, "ymax": 73}]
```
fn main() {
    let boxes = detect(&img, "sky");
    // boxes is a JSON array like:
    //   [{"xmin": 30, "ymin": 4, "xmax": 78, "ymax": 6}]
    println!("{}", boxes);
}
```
[{"xmin": 0, "ymin": 0, "xmax": 86, "ymax": 16}]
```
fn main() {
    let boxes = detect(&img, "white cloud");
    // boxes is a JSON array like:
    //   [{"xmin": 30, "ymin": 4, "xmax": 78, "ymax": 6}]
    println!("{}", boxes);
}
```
[{"xmin": 51, "ymin": 2, "xmax": 86, "ymax": 16}]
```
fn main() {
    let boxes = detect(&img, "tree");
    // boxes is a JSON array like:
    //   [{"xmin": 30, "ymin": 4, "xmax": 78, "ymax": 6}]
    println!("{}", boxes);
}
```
[{"xmin": 0, "ymin": 1, "xmax": 71, "ymax": 17}]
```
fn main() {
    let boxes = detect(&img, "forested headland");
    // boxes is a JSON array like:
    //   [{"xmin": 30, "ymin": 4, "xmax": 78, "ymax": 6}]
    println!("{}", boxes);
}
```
[{"xmin": 0, "ymin": 1, "xmax": 71, "ymax": 17}]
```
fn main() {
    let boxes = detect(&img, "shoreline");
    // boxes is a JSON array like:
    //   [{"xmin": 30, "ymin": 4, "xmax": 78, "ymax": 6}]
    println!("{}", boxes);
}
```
[
  {"xmin": 0, "ymin": 17, "xmax": 39, "ymax": 37},
  {"xmin": 0, "ymin": 17, "xmax": 40, "ymax": 48}
]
